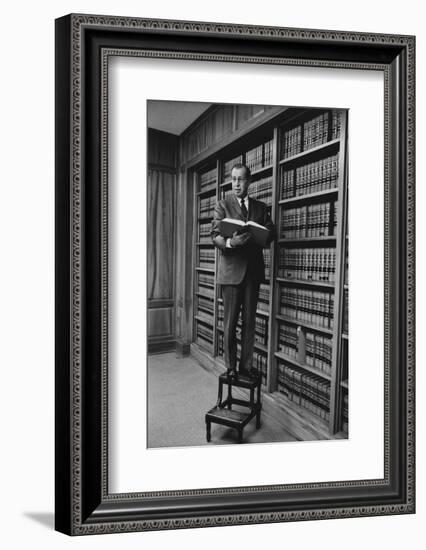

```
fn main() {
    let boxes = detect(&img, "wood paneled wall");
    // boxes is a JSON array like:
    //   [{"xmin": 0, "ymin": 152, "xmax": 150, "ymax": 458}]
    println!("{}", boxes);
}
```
[
  {"xmin": 180, "ymin": 104, "xmax": 276, "ymax": 164},
  {"xmin": 174, "ymin": 169, "xmax": 195, "ymax": 355},
  {"xmin": 148, "ymin": 127, "xmax": 178, "ymax": 167},
  {"xmin": 147, "ymin": 129, "xmax": 178, "ymax": 352},
  {"xmin": 147, "ymin": 169, "xmax": 175, "ymax": 300}
]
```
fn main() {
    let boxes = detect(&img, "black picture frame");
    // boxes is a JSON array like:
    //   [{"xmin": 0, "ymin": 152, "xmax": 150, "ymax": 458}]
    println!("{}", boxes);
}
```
[{"xmin": 55, "ymin": 14, "xmax": 415, "ymax": 535}]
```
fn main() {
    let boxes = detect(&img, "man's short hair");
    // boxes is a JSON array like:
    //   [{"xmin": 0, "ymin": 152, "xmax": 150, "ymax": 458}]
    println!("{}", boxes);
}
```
[{"xmin": 231, "ymin": 163, "xmax": 251, "ymax": 179}]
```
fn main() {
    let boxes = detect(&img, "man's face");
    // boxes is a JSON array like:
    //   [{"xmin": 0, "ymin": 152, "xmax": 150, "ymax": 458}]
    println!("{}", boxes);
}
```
[{"xmin": 231, "ymin": 167, "xmax": 250, "ymax": 198}]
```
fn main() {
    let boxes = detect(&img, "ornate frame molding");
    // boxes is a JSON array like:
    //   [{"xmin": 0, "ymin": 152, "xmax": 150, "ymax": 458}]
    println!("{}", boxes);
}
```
[{"xmin": 55, "ymin": 14, "xmax": 415, "ymax": 535}]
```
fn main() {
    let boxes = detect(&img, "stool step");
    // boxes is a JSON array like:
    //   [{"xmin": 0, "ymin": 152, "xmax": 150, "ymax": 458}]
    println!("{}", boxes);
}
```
[
  {"xmin": 206, "ymin": 371, "xmax": 262, "ymax": 443},
  {"xmin": 206, "ymin": 406, "xmax": 253, "ymax": 427},
  {"xmin": 219, "ymin": 372, "xmax": 260, "ymax": 389}
]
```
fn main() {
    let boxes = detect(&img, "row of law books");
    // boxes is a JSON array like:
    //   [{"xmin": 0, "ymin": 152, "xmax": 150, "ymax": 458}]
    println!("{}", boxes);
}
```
[
  {"xmin": 263, "ymin": 139, "xmax": 274, "ymax": 168},
  {"xmin": 245, "ymin": 139, "xmax": 274, "ymax": 173},
  {"xmin": 331, "ymin": 111, "xmax": 343, "ymax": 141},
  {"xmin": 280, "ymin": 125, "xmax": 302, "ymax": 159},
  {"xmin": 278, "ymin": 247, "xmax": 336, "ymax": 282},
  {"xmin": 280, "ymin": 110, "xmax": 343, "ymax": 160},
  {"xmin": 279, "ymin": 287, "xmax": 335, "ymax": 329},
  {"xmin": 199, "ymin": 195, "xmax": 216, "ymax": 218},
  {"xmin": 280, "ymin": 154, "xmax": 339, "ymax": 199},
  {"xmin": 196, "ymin": 282, "xmax": 214, "ymax": 299},
  {"xmin": 255, "ymin": 316, "xmax": 268, "ymax": 346},
  {"xmin": 197, "ymin": 307, "xmax": 214, "ymax": 324},
  {"xmin": 257, "ymin": 284, "xmax": 270, "ymax": 312},
  {"xmin": 200, "ymin": 167, "xmax": 217, "ymax": 190},
  {"xmin": 198, "ymin": 271, "xmax": 214, "ymax": 289},
  {"xmin": 200, "ymin": 111, "xmax": 343, "ymax": 189},
  {"xmin": 199, "ymin": 223, "xmax": 213, "ymax": 243},
  {"xmin": 247, "ymin": 176, "xmax": 272, "ymax": 204},
  {"xmin": 280, "ymin": 201, "xmax": 337, "ymax": 239},
  {"xmin": 278, "ymin": 322, "xmax": 298, "ymax": 359},
  {"xmin": 196, "ymin": 321, "xmax": 214, "ymax": 345},
  {"xmin": 245, "ymin": 144, "xmax": 263, "ymax": 173},
  {"xmin": 302, "ymin": 112, "xmax": 330, "ymax": 151},
  {"xmin": 222, "ymin": 139, "xmax": 274, "ymax": 182},
  {"xmin": 277, "ymin": 362, "xmax": 331, "ymax": 421},
  {"xmin": 199, "ymin": 249, "xmax": 215, "ymax": 270},
  {"xmin": 264, "ymin": 249, "xmax": 271, "ymax": 279},
  {"xmin": 306, "ymin": 331, "xmax": 333, "ymax": 376},
  {"xmin": 197, "ymin": 295, "xmax": 214, "ymax": 315},
  {"xmin": 277, "ymin": 324, "xmax": 333, "ymax": 377}
]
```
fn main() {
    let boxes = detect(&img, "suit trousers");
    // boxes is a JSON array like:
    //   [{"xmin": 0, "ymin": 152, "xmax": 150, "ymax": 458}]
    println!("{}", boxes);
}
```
[{"xmin": 221, "ymin": 270, "xmax": 260, "ymax": 372}]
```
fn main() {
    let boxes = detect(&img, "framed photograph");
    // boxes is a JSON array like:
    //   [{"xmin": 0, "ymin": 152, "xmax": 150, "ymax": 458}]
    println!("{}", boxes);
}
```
[{"xmin": 55, "ymin": 14, "xmax": 415, "ymax": 535}]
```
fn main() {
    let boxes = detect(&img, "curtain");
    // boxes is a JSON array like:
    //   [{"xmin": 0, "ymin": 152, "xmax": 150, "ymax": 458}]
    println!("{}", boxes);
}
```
[{"xmin": 147, "ymin": 169, "xmax": 175, "ymax": 300}]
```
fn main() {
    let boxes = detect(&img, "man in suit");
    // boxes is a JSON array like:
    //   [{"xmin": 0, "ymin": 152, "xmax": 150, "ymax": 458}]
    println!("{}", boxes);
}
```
[{"xmin": 211, "ymin": 163, "xmax": 275, "ymax": 378}]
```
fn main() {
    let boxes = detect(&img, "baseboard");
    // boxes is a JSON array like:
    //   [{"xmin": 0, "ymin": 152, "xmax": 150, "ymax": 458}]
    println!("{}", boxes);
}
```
[{"xmin": 148, "ymin": 340, "xmax": 176, "ymax": 354}]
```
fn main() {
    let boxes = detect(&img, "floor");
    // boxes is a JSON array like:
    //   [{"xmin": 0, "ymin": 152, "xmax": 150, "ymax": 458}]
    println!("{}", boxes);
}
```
[{"xmin": 147, "ymin": 352, "xmax": 298, "ymax": 448}]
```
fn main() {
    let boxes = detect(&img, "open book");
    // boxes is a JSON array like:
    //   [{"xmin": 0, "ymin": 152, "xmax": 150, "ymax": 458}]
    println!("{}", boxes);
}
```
[{"xmin": 219, "ymin": 218, "xmax": 269, "ymax": 247}]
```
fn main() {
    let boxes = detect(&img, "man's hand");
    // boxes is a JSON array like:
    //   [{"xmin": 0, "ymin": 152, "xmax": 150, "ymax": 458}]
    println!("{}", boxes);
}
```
[{"xmin": 230, "ymin": 230, "xmax": 251, "ymax": 247}]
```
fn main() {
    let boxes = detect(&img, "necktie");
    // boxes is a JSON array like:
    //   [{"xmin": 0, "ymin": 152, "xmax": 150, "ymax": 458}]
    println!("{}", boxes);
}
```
[{"xmin": 240, "ymin": 198, "xmax": 248, "ymax": 220}]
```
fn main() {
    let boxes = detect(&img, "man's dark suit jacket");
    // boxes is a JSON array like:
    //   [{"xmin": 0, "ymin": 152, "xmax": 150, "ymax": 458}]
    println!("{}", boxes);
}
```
[{"xmin": 211, "ymin": 193, "xmax": 275, "ymax": 285}]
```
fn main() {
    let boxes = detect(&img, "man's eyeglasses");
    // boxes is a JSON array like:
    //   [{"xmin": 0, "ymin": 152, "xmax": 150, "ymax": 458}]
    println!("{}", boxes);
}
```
[{"xmin": 231, "ymin": 177, "xmax": 248, "ymax": 182}]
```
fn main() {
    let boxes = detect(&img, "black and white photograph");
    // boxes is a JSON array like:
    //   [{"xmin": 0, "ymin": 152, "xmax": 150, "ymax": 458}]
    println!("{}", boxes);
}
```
[
  {"xmin": 0, "ymin": 0, "xmax": 420, "ymax": 545},
  {"xmin": 52, "ymin": 8, "xmax": 415, "ymax": 539},
  {"xmin": 147, "ymin": 100, "xmax": 349, "ymax": 448}
]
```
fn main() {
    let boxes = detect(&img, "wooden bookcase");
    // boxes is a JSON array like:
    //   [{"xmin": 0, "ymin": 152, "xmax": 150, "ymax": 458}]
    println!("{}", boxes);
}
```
[{"xmin": 191, "ymin": 107, "xmax": 348, "ymax": 436}]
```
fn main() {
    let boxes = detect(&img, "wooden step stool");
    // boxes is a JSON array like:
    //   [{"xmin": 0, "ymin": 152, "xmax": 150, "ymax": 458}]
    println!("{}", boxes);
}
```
[{"xmin": 205, "ymin": 371, "xmax": 262, "ymax": 443}]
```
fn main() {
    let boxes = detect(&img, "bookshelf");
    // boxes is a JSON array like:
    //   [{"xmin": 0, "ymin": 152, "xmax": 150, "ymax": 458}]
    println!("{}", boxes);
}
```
[
  {"xmin": 193, "ymin": 163, "xmax": 219, "ymax": 356},
  {"xmin": 191, "ymin": 107, "xmax": 348, "ymax": 435}
]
